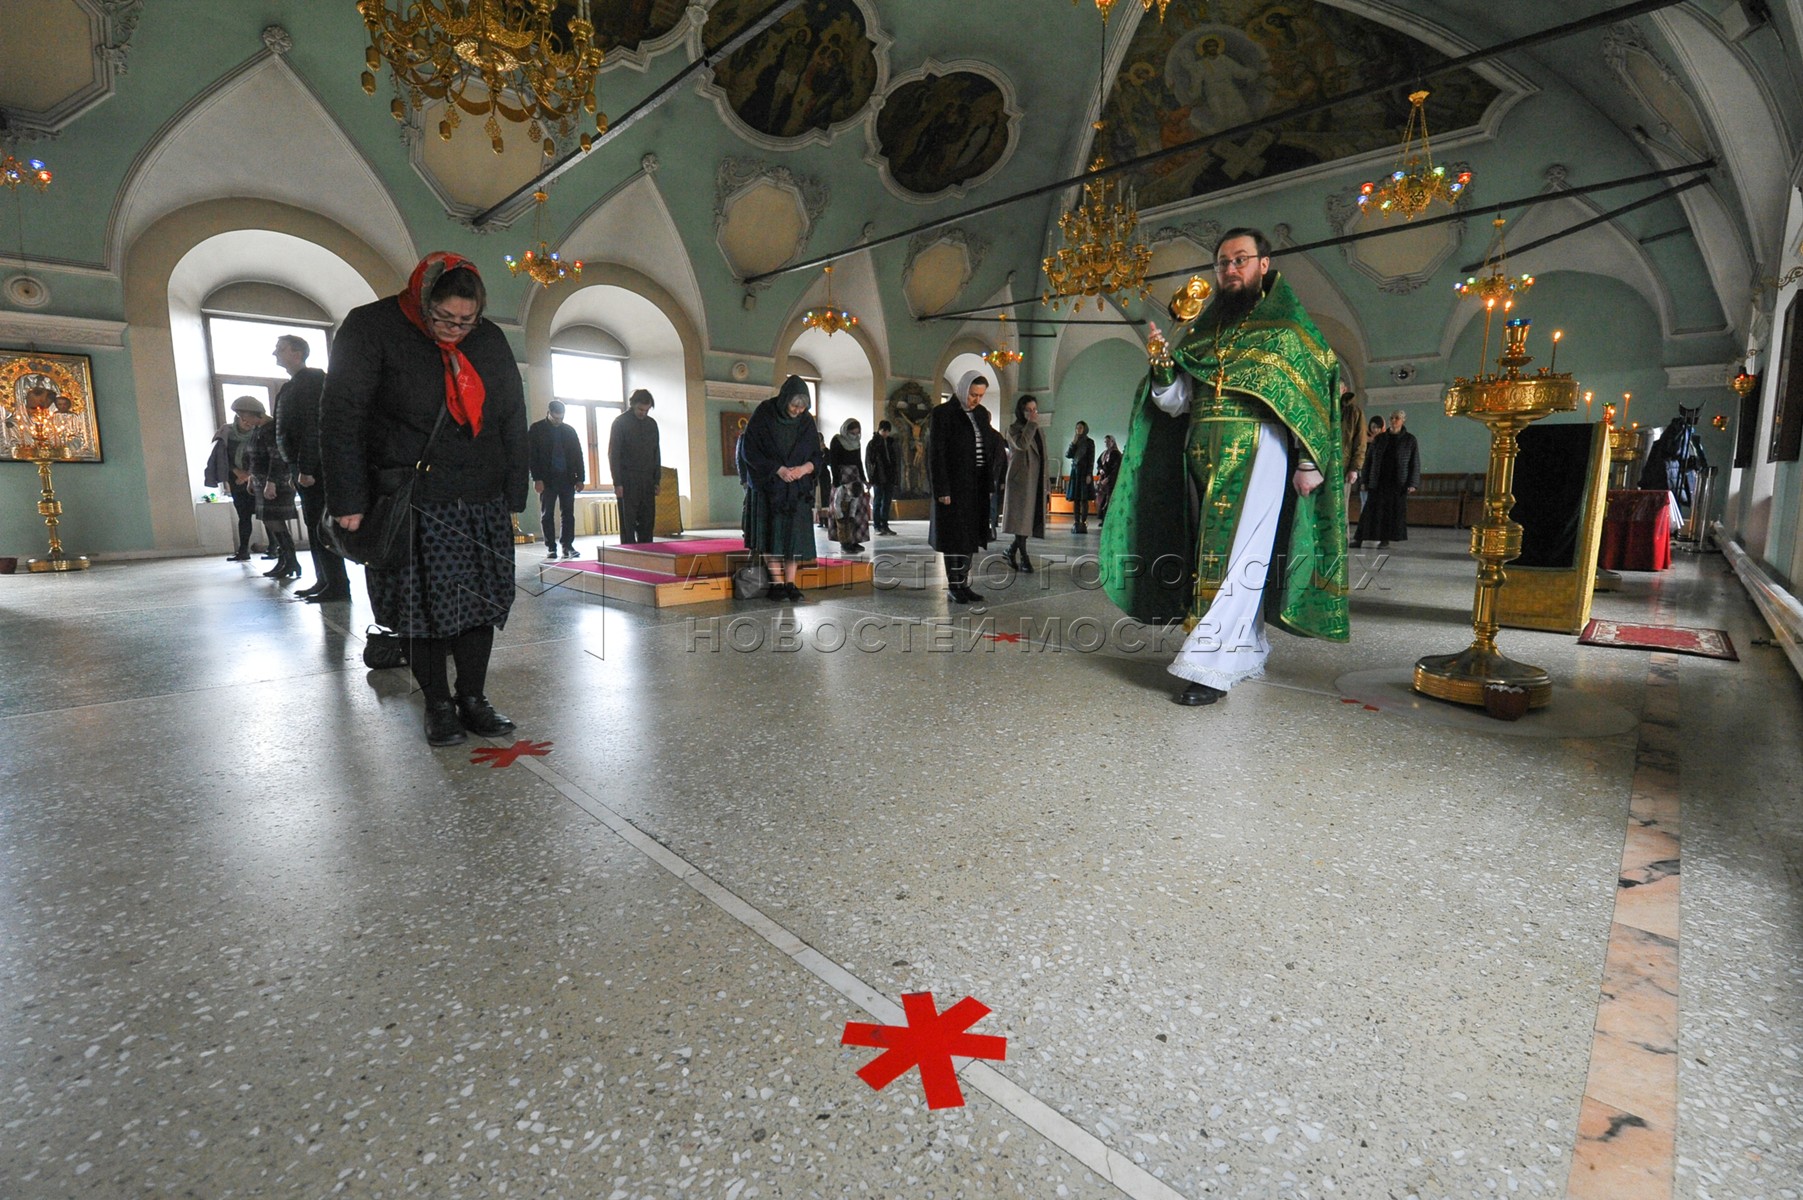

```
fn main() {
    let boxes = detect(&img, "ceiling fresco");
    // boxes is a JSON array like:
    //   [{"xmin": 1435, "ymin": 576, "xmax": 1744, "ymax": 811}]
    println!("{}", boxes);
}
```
[
  {"xmin": 589, "ymin": 0, "xmax": 687, "ymax": 55},
  {"xmin": 703, "ymin": 0, "xmax": 880, "ymax": 140},
  {"xmin": 1099, "ymin": 0, "xmax": 1502, "ymax": 209},
  {"xmin": 875, "ymin": 71, "xmax": 1012, "ymax": 197}
]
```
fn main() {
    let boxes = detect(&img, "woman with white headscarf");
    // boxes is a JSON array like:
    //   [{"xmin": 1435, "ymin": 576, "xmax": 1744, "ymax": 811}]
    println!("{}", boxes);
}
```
[
  {"xmin": 927, "ymin": 371, "xmax": 1005, "ymax": 604},
  {"xmin": 824, "ymin": 418, "xmax": 871, "ymax": 554}
]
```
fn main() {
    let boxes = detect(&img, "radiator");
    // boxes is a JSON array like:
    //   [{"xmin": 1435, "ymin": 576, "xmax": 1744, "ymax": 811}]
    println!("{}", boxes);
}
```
[{"xmin": 580, "ymin": 497, "xmax": 620, "ymax": 536}]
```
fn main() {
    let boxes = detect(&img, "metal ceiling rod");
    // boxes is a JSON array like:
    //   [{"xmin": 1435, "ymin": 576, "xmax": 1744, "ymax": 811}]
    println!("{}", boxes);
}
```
[
  {"xmin": 1453, "ymin": 174, "xmax": 1711, "ymax": 272},
  {"xmin": 921, "ymin": 159, "xmax": 1714, "ymax": 321},
  {"xmin": 743, "ymin": 0, "xmax": 1688, "ymax": 287},
  {"xmin": 471, "ymin": 0, "xmax": 805, "ymax": 227}
]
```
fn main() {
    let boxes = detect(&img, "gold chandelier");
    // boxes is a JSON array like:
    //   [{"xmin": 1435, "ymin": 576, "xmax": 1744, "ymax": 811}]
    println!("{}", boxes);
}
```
[
  {"xmin": 504, "ymin": 189, "xmax": 583, "ymax": 287},
  {"xmin": 1456, "ymin": 217, "xmax": 1534, "ymax": 305},
  {"xmin": 1355, "ymin": 89, "xmax": 1470, "ymax": 220},
  {"xmin": 981, "ymin": 313, "xmax": 1025, "ymax": 372},
  {"xmin": 1081, "ymin": 0, "xmax": 1172, "ymax": 21},
  {"xmin": 1, "ymin": 151, "xmax": 52, "ymax": 191},
  {"xmin": 358, "ymin": 0, "xmax": 606, "ymax": 157},
  {"xmin": 802, "ymin": 265, "xmax": 860, "ymax": 337},
  {"xmin": 1043, "ymin": 124, "xmax": 1152, "ymax": 312}
]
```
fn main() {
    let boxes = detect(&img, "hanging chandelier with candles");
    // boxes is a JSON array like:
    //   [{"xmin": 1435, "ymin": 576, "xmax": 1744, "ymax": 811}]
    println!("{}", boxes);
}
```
[
  {"xmin": 981, "ymin": 313, "xmax": 1025, "ymax": 372},
  {"xmin": 503, "ymin": 189, "xmax": 583, "ymax": 287},
  {"xmin": 1043, "ymin": 124, "xmax": 1153, "ymax": 312},
  {"xmin": 1, "ymin": 151, "xmax": 52, "ymax": 191},
  {"xmin": 802, "ymin": 265, "xmax": 859, "ymax": 337},
  {"xmin": 1355, "ymin": 89, "xmax": 1470, "ymax": 221},
  {"xmin": 357, "ymin": 0, "xmax": 606, "ymax": 158},
  {"xmin": 1456, "ymin": 216, "xmax": 1535, "ymax": 305}
]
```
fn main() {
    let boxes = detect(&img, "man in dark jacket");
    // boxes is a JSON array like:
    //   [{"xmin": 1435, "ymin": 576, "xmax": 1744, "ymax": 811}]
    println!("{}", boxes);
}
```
[
  {"xmin": 928, "ymin": 371, "xmax": 1005, "ymax": 604},
  {"xmin": 529, "ymin": 400, "xmax": 586, "ymax": 558},
  {"xmin": 273, "ymin": 334, "xmax": 349, "ymax": 602},
  {"xmin": 608, "ymin": 389, "xmax": 661, "ymax": 544},
  {"xmin": 866, "ymin": 419, "xmax": 901, "ymax": 534}
]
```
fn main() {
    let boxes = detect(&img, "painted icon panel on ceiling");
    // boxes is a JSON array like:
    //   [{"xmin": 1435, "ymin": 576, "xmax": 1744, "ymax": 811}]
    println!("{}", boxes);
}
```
[
  {"xmin": 706, "ymin": 0, "xmax": 880, "ymax": 139},
  {"xmin": 590, "ymin": 0, "xmax": 687, "ymax": 54},
  {"xmin": 1100, "ymin": 0, "xmax": 1500, "ymax": 209},
  {"xmin": 876, "ymin": 72, "xmax": 1011, "ymax": 197}
]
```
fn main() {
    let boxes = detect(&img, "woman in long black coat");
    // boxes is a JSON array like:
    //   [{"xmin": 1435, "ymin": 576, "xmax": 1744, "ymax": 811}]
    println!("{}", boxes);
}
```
[
  {"xmin": 321, "ymin": 252, "xmax": 529, "ymax": 748},
  {"xmin": 740, "ymin": 375, "xmax": 825, "ymax": 601},
  {"xmin": 928, "ymin": 370, "xmax": 1005, "ymax": 604}
]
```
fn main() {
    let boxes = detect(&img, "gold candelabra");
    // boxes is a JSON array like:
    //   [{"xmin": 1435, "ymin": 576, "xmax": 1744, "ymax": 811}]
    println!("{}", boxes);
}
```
[
  {"xmin": 1, "ymin": 151, "xmax": 53, "ymax": 190},
  {"xmin": 1042, "ymin": 122, "xmax": 1152, "ymax": 312},
  {"xmin": 1414, "ymin": 317, "xmax": 1576, "ymax": 710},
  {"xmin": 1081, "ymin": 0, "xmax": 1171, "ymax": 22},
  {"xmin": 14, "ymin": 408, "xmax": 90, "ymax": 572},
  {"xmin": 357, "ymin": 0, "xmax": 606, "ymax": 157}
]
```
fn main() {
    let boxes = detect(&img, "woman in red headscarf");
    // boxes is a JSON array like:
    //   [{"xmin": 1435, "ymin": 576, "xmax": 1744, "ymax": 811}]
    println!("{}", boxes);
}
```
[{"xmin": 322, "ymin": 252, "xmax": 529, "ymax": 748}]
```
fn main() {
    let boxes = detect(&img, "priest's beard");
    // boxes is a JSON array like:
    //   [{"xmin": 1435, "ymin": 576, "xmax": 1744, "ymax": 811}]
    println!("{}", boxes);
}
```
[{"xmin": 1217, "ymin": 281, "xmax": 1262, "ymax": 324}]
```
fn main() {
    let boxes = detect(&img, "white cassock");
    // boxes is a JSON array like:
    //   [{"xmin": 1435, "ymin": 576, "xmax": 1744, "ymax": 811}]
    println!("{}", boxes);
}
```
[{"xmin": 1151, "ymin": 373, "xmax": 1291, "ymax": 693}]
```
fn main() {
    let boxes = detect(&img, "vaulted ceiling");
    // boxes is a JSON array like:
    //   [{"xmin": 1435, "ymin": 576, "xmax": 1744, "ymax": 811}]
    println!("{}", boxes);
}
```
[{"xmin": 1, "ymin": 0, "xmax": 1799, "ymax": 371}]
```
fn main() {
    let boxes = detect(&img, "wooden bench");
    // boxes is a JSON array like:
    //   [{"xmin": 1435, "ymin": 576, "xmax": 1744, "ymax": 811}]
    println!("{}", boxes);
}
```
[{"xmin": 1407, "ymin": 472, "xmax": 1482, "ymax": 527}]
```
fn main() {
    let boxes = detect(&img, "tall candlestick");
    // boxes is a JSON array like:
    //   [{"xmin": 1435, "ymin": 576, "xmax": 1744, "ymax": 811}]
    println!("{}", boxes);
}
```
[
  {"xmin": 1622, "ymin": 392, "xmax": 1630, "ymax": 425},
  {"xmin": 1584, "ymin": 390, "xmax": 1593, "ymax": 420},
  {"xmin": 1550, "ymin": 329, "xmax": 1562, "ymax": 373},
  {"xmin": 1479, "ymin": 298, "xmax": 1497, "ymax": 379}
]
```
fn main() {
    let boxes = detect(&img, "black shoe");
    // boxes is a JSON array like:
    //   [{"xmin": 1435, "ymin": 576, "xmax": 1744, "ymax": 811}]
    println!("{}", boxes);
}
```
[
  {"xmin": 947, "ymin": 588, "xmax": 969, "ymax": 604},
  {"xmin": 1377, "ymin": 541, "xmax": 1390, "ymax": 549},
  {"xmin": 226, "ymin": 552, "xmax": 250, "ymax": 562},
  {"xmin": 456, "ymin": 694, "xmax": 515, "ymax": 738},
  {"xmin": 1350, "ymin": 540, "xmax": 1363, "ymax": 549},
  {"xmin": 763, "ymin": 583, "xmax": 787, "ymax": 600},
  {"xmin": 561, "ymin": 546, "xmax": 577, "ymax": 559},
  {"xmin": 262, "ymin": 563, "xmax": 285, "ymax": 577},
  {"xmin": 294, "ymin": 582, "xmax": 325, "ymax": 598},
  {"xmin": 260, "ymin": 552, "xmax": 278, "ymax": 560},
  {"xmin": 784, "ymin": 583, "xmax": 807, "ymax": 602},
  {"xmin": 425, "ymin": 700, "xmax": 467, "ymax": 747},
  {"xmin": 305, "ymin": 586, "xmax": 352, "ymax": 603},
  {"xmin": 1075, "ymin": 524, "xmax": 1088, "ymax": 534},
  {"xmin": 545, "ymin": 548, "xmax": 560, "ymax": 560},
  {"xmin": 844, "ymin": 543, "xmax": 863, "ymax": 553},
  {"xmin": 1019, "ymin": 553, "xmax": 1035, "ymax": 574},
  {"xmin": 1174, "ymin": 682, "xmax": 1224, "ymax": 707}
]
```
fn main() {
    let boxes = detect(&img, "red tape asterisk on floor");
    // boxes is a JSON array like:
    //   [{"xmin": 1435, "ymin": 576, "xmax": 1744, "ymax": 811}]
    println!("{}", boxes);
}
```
[
  {"xmin": 841, "ymin": 992, "xmax": 1007, "ymax": 1109},
  {"xmin": 469, "ymin": 739, "xmax": 553, "ymax": 768}
]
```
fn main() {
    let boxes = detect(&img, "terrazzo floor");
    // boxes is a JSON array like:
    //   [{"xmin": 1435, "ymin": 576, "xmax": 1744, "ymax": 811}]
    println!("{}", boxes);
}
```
[{"xmin": 1, "ymin": 524, "xmax": 1799, "ymax": 1199}]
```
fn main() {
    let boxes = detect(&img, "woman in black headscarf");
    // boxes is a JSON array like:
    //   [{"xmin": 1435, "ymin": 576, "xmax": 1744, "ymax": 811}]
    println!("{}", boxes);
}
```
[
  {"xmin": 740, "ymin": 375, "xmax": 825, "ymax": 601},
  {"xmin": 321, "ymin": 252, "xmax": 529, "ymax": 748}
]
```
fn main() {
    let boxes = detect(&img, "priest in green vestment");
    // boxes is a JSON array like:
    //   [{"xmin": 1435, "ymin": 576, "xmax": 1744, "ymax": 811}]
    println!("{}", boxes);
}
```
[{"xmin": 1100, "ymin": 228, "xmax": 1350, "ymax": 706}]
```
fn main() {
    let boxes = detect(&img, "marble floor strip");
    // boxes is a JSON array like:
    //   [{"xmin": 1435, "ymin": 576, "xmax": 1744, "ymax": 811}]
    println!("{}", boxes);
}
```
[
  {"xmin": 509, "ymin": 739, "xmax": 1192, "ymax": 1200},
  {"xmin": 1567, "ymin": 651, "xmax": 1683, "ymax": 1199}
]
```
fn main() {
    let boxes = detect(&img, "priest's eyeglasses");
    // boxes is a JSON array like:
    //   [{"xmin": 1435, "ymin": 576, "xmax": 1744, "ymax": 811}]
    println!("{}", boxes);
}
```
[{"xmin": 1213, "ymin": 254, "xmax": 1261, "ymax": 273}]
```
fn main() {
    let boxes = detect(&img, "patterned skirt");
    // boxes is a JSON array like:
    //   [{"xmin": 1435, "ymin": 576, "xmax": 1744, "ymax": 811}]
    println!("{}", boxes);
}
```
[{"xmin": 369, "ymin": 497, "xmax": 515, "ymax": 638}]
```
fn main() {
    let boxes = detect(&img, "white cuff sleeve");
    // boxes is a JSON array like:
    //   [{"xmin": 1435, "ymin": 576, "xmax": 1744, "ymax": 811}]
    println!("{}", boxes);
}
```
[{"xmin": 1151, "ymin": 373, "xmax": 1192, "ymax": 417}]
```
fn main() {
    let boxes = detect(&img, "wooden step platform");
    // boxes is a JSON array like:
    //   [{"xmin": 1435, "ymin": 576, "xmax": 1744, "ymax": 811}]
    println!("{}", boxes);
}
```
[
  {"xmin": 545, "ymin": 560, "xmax": 732, "ymax": 607},
  {"xmin": 548, "ymin": 537, "xmax": 874, "ymax": 607}
]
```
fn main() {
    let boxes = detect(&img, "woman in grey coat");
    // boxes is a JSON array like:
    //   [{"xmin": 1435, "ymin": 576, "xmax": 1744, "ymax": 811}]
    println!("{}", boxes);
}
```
[{"xmin": 999, "ymin": 394, "xmax": 1046, "ymax": 572}]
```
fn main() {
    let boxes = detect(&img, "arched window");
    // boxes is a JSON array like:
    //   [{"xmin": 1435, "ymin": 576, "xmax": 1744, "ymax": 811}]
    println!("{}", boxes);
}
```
[
  {"xmin": 549, "ymin": 324, "xmax": 627, "ymax": 487},
  {"xmin": 201, "ymin": 282, "xmax": 332, "ymax": 430}
]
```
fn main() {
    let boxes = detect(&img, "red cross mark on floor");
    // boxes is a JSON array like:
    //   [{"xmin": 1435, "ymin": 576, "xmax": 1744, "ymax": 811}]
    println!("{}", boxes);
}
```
[
  {"xmin": 469, "ymin": 739, "xmax": 553, "ymax": 768},
  {"xmin": 982, "ymin": 630, "xmax": 1024, "ymax": 644},
  {"xmin": 841, "ymin": 992, "xmax": 1007, "ymax": 1109}
]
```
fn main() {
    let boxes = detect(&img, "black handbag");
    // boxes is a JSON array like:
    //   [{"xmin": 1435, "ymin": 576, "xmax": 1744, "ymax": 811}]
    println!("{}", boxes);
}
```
[
  {"xmin": 362, "ymin": 625, "xmax": 409, "ymax": 669},
  {"xmin": 323, "ymin": 408, "xmax": 448, "ymax": 572}
]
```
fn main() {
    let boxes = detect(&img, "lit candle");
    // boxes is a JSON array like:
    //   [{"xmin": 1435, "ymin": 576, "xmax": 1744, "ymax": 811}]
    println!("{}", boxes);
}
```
[
  {"xmin": 1550, "ymin": 329, "xmax": 1562, "ymax": 373},
  {"xmin": 1584, "ymin": 390, "xmax": 1593, "ymax": 421},
  {"xmin": 1479, "ymin": 297, "xmax": 1497, "ymax": 378},
  {"xmin": 1622, "ymin": 392, "xmax": 1631, "ymax": 425},
  {"xmin": 1604, "ymin": 403, "xmax": 1615, "ymax": 425}
]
